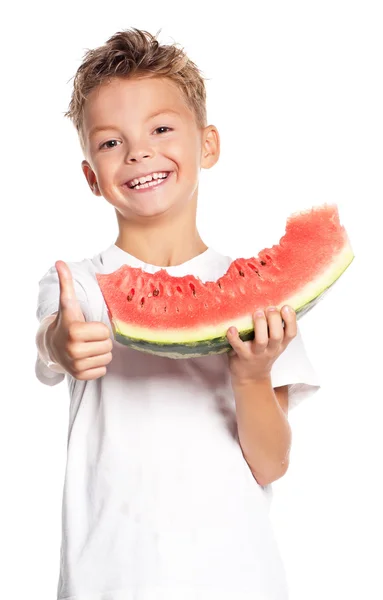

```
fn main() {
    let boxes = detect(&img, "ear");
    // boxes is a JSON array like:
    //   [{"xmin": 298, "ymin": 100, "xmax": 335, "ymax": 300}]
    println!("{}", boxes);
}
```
[
  {"xmin": 200, "ymin": 125, "xmax": 220, "ymax": 169},
  {"xmin": 82, "ymin": 160, "xmax": 101, "ymax": 196}
]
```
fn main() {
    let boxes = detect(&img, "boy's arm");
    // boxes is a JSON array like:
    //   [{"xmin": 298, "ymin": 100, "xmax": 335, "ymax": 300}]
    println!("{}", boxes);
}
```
[
  {"xmin": 36, "ymin": 313, "xmax": 66, "ymax": 374},
  {"xmin": 228, "ymin": 306, "xmax": 320, "ymax": 486},
  {"xmin": 36, "ymin": 261, "xmax": 113, "ymax": 383},
  {"xmin": 35, "ymin": 261, "xmax": 89, "ymax": 385},
  {"xmin": 273, "ymin": 384, "xmax": 289, "ymax": 415},
  {"xmin": 233, "ymin": 377, "xmax": 291, "ymax": 487}
]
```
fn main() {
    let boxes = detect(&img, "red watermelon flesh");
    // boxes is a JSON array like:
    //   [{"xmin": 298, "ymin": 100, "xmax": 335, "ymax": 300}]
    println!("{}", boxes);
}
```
[{"xmin": 96, "ymin": 203, "xmax": 354, "ymax": 358}]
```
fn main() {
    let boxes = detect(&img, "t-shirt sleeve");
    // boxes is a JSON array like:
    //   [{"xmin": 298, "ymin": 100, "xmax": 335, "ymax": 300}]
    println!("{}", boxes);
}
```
[
  {"xmin": 35, "ymin": 263, "xmax": 91, "ymax": 387},
  {"xmin": 271, "ymin": 325, "xmax": 321, "ymax": 411}
]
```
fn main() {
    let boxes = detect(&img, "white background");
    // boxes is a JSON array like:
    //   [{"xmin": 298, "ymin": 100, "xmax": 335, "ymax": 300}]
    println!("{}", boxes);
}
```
[{"xmin": 1, "ymin": 1, "xmax": 382, "ymax": 598}]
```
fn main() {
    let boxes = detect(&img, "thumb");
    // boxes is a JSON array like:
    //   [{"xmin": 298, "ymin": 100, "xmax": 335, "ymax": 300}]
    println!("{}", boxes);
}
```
[{"xmin": 55, "ymin": 260, "xmax": 85, "ymax": 323}]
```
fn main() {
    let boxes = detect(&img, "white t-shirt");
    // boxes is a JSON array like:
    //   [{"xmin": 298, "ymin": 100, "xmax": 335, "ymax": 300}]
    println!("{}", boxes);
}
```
[{"xmin": 36, "ymin": 244, "xmax": 321, "ymax": 600}]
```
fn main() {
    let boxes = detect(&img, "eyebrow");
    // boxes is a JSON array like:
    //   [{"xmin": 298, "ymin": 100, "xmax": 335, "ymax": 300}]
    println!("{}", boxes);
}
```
[{"xmin": 89, "ymin": 110, "xmax": 180, "ymax": 138}]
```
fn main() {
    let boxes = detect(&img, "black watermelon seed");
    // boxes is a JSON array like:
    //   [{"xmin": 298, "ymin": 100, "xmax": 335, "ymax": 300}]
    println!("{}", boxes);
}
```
[
  {"xmin": 247, "ymin": 263, "xmax": 260, "ymax": 276},
  {"xmin": 153, "ymin": 289, "xmax": 159, "ymax": 296},
  {"xmin": 239, "ymin": 270, "xmax": 245, "ymax": 277},
  {"xmin": 260, "ymin": 260, "xmax": 266, "ymax": 266}
]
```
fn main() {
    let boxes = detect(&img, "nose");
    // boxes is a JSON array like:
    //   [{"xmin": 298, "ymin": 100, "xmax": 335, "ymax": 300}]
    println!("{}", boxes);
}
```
[{"xmin": 125, "ymin": 146, "xmax": 153, "ymax": 164}]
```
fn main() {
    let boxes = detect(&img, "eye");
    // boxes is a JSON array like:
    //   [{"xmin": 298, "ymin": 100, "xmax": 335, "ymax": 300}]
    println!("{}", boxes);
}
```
[
  {"xmin": 100, "ymin": 140, "xmax": 121, "ymax": 150},
  {"xmin": 154, "ymin": 126, "xmax": 172, "ymax": 135}
]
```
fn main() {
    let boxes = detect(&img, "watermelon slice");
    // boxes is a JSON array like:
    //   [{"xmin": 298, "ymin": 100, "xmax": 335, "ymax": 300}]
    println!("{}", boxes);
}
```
[{"xmin": 96, "ymin": 204, "xmax": 354, "ymax": 358}]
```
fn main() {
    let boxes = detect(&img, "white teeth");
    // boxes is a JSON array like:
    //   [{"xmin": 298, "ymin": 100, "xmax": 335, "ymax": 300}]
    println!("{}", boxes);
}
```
[
  {"xmin": 129, "ymin": 171, "xmax": 168, "ymax": 188},
  {"xmin": 134, "ymin": 176, "xmax": 169, "ymax": 190}
]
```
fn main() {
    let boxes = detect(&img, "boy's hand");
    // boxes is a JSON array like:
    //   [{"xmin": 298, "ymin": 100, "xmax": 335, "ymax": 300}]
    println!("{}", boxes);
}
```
[
  {"xmin": 226, "ymin": 305, "xmax": 297, "ymax": 387},
  {"xmin": 45, "ymin": 261, "xmax": 113, "ymax": 380}
]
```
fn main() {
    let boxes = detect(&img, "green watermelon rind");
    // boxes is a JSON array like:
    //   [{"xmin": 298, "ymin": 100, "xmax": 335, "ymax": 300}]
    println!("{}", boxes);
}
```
[{"xmin": 111, "ymin": 241, "xmax": 354, "ymax": 358}]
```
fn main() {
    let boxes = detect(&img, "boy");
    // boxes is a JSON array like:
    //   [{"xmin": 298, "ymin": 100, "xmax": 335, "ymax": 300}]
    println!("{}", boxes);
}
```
[{"xmin": 36, "ymin": 28, "xmax": 320, "ymax": 600}]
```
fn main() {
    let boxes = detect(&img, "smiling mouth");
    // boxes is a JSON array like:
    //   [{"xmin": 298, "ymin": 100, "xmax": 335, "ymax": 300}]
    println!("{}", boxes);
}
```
[{"xmin": 126, "ymin": 171, "xmax": 171, "ymax": 190}]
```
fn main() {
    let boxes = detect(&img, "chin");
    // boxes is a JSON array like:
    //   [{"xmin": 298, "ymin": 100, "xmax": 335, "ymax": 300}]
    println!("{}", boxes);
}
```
[
  {"xmin": 111, "ymin": 189, "xmax": 188, "ymax": 220},
  {"xmin": 124, "ymin": 201, "xmax": 175, "ymax": 220}
]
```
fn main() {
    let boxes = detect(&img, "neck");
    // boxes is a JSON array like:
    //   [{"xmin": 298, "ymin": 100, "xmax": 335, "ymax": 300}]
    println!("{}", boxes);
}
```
[{"xmin": 115, "ymin": 199, "xmax": 208, "ymax": 267}]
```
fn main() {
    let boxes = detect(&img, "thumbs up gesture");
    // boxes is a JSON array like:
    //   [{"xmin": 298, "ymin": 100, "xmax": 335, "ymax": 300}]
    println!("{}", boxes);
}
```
[{"xmin": 45, "ymin": 261, "xmax": 113, "ymax": 380}]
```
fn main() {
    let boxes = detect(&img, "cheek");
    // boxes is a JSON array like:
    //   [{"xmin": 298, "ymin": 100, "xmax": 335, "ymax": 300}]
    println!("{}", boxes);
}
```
[
  {"xmin": 94, "ymin": 157, "xmax": 120, "ymax": 184},
  {"xmin": 164, "ymin": 136, "xmax": 200, "ymax": 165},
  {"xmin": 176, "ymin": 146, "xmax": 201, "ymax": 178}
]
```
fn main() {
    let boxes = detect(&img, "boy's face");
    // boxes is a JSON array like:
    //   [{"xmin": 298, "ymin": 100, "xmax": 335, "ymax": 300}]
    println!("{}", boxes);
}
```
[{"xmin": 81, "ymin": 76, "xmax": 219, "ymax": 220}]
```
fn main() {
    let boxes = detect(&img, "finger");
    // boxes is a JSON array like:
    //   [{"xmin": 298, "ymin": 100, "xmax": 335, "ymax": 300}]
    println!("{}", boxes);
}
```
[
  {"xmin": 252, "ymin": 310, "xmax": 269, "ymax": 354},
  {"xmin": 68, "ymin": 321, "xmax": 111, "ymax": 343},
  {"xmin": 72, "ymin": 352, "xmax": 113, "ymax": 374},
  {"xmin": 281, "ymin": 305, "xmax": 297, "ymax": 344},
  {"xmin": 226, "ymin": 326, "xmax": 250, "ymax": 358},
  {"xmin": 56, "ymin": 260, "xmax": 85, "ymax": 323},
  {"xmin": 75, "ymin": 366, "xmax": 107, "ymax": 381},
  {"xmin": 68, "ymin": 338, "xmax": 113, "ymax": 360},
  {"xmin": 265, "ymin": 307, "xmax": 284, "ymax": 350}
]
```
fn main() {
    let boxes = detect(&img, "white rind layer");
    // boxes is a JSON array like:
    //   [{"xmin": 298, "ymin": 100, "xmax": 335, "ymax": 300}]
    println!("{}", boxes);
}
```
[{"xmin": 112, "ymin": 239, "xmax": 354, "ymax": 345}]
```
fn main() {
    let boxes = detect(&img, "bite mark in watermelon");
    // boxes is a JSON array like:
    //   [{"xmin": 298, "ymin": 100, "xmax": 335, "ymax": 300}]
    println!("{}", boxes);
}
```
[{"xmin": 96, "ymin": 204, "xmax": 354, "ymax": 358}]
